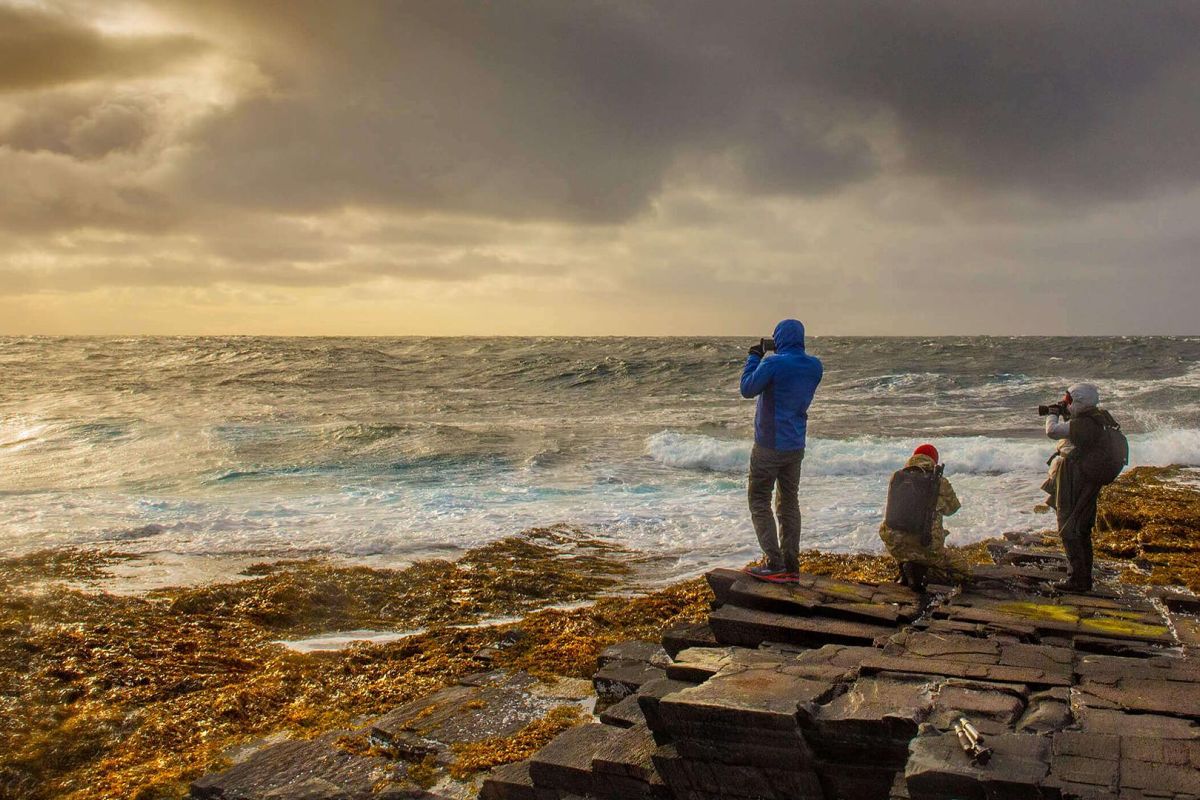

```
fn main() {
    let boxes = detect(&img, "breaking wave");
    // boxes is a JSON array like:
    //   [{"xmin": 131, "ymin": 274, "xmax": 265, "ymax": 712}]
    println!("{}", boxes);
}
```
[{"xmin": 646, "ymin": 428, "xmax": 1200, "ymax": 476}]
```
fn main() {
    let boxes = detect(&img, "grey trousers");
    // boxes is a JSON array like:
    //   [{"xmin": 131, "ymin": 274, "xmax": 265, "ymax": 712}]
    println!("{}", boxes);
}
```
[
  {"xmin": 748, "ymin": 444, "xmax": 805, "ymax": 572},
  {"xmin": 1056, "ymin": 460, "xmax": 1099, "ymax": 586}
]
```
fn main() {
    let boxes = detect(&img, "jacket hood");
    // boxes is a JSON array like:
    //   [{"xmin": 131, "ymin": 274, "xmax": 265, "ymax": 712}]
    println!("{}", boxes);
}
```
[
  {"xmin": 1068, "ymin": 382, "xmax": 1100, "ymax": 414},
  {"xmin": 773, "ymin": 319, "xmax": 806, "ymax": 353},
  {"xmin": 905, "ymin": 453, "xmax": 936, "ymax": 471}
]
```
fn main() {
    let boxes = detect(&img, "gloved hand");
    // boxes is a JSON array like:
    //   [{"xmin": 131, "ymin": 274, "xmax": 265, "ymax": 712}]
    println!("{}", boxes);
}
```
[{"xmin": 748, "ymin": 343, "xmax": 765, "ymax": 358}]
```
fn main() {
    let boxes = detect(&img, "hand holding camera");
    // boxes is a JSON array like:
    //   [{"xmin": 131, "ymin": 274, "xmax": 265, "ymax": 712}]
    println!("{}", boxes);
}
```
[
  {"xmin": 1037, "ymin": 392, "xmax": 1073, "ymax": 418},
  {"xmin": 748, "ymin": 337, "xmax": 776, "ymax": 358}
]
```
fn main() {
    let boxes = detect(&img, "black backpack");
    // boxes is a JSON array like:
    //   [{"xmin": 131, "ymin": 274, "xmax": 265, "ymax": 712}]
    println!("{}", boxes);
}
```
[
  {"xmin": 1080, "ymin": 410, "xmax": 1128, "ymax": 486},
  {"xmin": 884, "ymin": 464, "xmax": 943, "ymax": 545}
]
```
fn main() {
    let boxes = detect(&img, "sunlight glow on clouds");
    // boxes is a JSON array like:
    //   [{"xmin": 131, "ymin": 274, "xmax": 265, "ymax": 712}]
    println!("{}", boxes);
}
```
[{"xmin": 0, "ymin": 0, "xmax": 1198, "ymax": 335}]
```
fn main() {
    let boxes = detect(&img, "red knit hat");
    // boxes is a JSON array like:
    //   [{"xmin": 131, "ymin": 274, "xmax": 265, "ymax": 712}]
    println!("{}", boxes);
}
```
[{"xmin": 913, "ymin": 443, "xmax": 939, "ymax": 463}]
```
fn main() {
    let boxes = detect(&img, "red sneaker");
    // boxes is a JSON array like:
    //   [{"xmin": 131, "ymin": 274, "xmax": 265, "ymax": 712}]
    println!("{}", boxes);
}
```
[{"xmin": 744, "ymin": 564, "xmax": 788, "ymax": 581}]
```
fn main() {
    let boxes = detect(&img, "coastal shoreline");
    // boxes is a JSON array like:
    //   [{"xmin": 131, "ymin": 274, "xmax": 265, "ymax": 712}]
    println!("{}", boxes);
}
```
[{"xmin": 2, "ymin": 467, "xmax": 1198, "ymax": 799}]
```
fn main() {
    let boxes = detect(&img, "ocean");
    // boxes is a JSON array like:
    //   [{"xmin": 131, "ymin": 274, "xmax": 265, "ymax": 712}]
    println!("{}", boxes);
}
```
[{"xmin": 2, "ymin": 336, "xmax": 1199, "ymax": 588}]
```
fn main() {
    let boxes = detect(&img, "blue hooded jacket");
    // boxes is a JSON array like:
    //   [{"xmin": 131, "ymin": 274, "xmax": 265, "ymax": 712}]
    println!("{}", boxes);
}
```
[{"xmin": 740, "ymin": 319, "xmax": 823, "ymax": 451}]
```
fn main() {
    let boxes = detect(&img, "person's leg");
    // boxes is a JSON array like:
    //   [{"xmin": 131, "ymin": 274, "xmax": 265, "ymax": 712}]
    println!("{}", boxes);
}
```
[
  {"xmin": 748, "ymin": 444, "xmax": 784, "ymax": 569},
  {"xmin": 1055, "ymin": 466, "xmax": 1088, "ymax": 588},
  {"xmin": 774, "ymin": 449, "xmax": 805, "ymax": 573},
  {"xmin": 1077, "ymin": 490, "xmax": 1099, "ymax": 588},
  {"xmin": 1059, "ymin": 517, "xmax": 1088, "ymax": 586},
  {"xmin": 1065, "ymin": 474, "xmax": 1099, "ymax": 587}
]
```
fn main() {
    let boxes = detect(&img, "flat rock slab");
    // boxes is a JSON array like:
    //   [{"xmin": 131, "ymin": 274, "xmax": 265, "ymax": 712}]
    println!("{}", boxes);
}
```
[
  {"xmin": 662, "ymin": 621, "xmax": 718, "ymax": 658},
  {"xmin": 1075, "ymin": 653, "xmax": 1200, "ymax": 682},
  {"xmin": 860, "ymin": 652, "xmax": 1071, "ymax": 688},
  {"xmin": 593, "ymin": 660, "xmax": 666, "ymax": 705},
  {"xmin": 726, "ymin": 578, "xmax": 917, "ymax": 626},
  {"xmin": 1073, "ymin": 634, "xmax": 1167, "ymax": 658},
  {"xmin": 1118, "ymin": 735, "xmax": 1200, "ymax": 797},
  {"xmin": 478, "ymin": 759, "xmax": 537, "ymax": 800},
  {"xmin": 1150, "ymin": 588, "xmax": 1200, "ymax": 615},
  {"xmin": 665, "ymin": 646, "xmax": 736, "ymax": 683},
  {"xmin": 886, "ymin": 630, "xmax": 1075, "ymax": 682},
  {"xmin": 1075, "ymin": 707, "xmax": 1200, "ymax": 739},
  {"xmin": 709, "ymin": 604, "xmax": 894, "ymax": 649},
  {"xmin": 653, "ymin": 744, "xmax": 824, "ymax": 800},
  {"xmin": 658, "ymin": 662, "xmax": 840, "ymax": 735},
  {"xmin": 598, "ymin": 692, "xmax": 646, "ymax": 728},
  {"xmin": 591, "ymin": 723, "xmax": 658, "ymax": 782},
  {"xmin": 1169, "ymin": 612, "xmax": 1200, "ymax": 650},
  {"xmin": 1042, "ymin": 729, "xmax": 1200, "ymax": 799},
  {"xmin": 371, "ymin": 682, "xmax": 553, "ymax": 760},
  {"xmin": 672, "ymin": 735, "xmax": 816, "ymax": 769},
  {"xmin": 636, "ymin": 676, "xmax": 698, "ymax": 734},
  {"xmin": 190, "ymin": 733, "xmax": 421, "ymax": 800},
  {"xmin": 1015, "ymin": 688, "xmax": 1072, "ymax": 734},
  {"xmin": 1076, "ymin": 674, "xmax": 1200, "ymax": 718},
  {"xmin": 886, "ymin": 630, "xmax": 1000, "ymax": 662},
  {"xmin": 1046, "ymin": 731, "xmax": 1121, "ymax": 797},
  {"xmin": 812, "ymin": 675, "xmax": 939, "ymax": 763},
  {"xmin": 775, "ymin": 643, "xmax": 875, "ymax": 683},
  {"xmin": 599, "ymin": 640, "xmax": 669, "ymax": 668},
  {"xmin": 939, "ymin": 594, "xmax": 1174, "ymax": 646},
  {"xmin": 905, "ymin": 732, "xmax": 1051, "ymax": 800},
  {"xmin": 528, "ymin": 723, "xmax": 619, "ymax": 796},
  {"xmin": 929, "ymin": 682, "xmax": 1027, "ymax": 736},
  {"xmin": 706, "ymin": 568, "xmax": 745, "ymax": 607},
  {"xmin": 518, "ymin": 559, "xmax": 1200, "ymax": 800}
]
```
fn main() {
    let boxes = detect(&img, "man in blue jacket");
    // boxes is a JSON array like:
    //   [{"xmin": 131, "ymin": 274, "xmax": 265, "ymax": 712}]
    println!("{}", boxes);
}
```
[{"xmin": 740, "ymin": 319, "xmax": 823, "ymax": 581}]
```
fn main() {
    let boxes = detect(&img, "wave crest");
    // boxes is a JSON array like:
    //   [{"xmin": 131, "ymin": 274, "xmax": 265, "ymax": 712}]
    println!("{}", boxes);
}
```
[{"xmin": 645, "ymin": 429, "xmax": 1200, "ymax": 476}]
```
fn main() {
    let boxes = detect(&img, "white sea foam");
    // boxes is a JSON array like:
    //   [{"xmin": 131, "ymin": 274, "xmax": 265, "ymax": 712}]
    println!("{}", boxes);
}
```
[
  {"xmin": 3, "ymin": 337, "xmax": 1199, "ymax": 591},
  {"xmin": 646, "ymin": 428, "xmax": 1200, "ymax": 477},
  {"xmin": 276, "ymin": 629, "xmax": 427, "ymax": 653},
  {"xmin": 1130, "ymin": 427, "xmax": 1200, "ymax": 468},
  {"xmin": 644, "ymin": 431, "xmax": 750, "ymax": 472}
]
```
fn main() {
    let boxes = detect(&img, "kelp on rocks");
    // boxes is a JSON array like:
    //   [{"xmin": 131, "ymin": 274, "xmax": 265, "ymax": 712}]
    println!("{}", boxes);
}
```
[
  {"xmin": 166, "ymin": 524, "xmax": 632, "ymax": 634},
  {"xmin": 2, "ymin": 468, "xmax": 1198, "ymax": 799},
  {"xmin": 1093, "ymin": 466, "xmax": 1200, "ymax": 591},
  {"xmin": 0, "ymin": 527, "xmax": 639, "ymax": 800}
]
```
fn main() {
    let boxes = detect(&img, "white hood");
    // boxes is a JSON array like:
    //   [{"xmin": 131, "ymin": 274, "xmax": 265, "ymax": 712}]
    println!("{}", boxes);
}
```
[{"xmin": 1068, "ymin": 382, "xmax": 1100, "ymax": 414}]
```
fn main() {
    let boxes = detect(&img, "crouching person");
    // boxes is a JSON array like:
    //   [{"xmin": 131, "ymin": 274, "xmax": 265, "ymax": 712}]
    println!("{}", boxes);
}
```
[{"xmin": 879, "ymin": 444, "xmax": 962, "ymax": 592}]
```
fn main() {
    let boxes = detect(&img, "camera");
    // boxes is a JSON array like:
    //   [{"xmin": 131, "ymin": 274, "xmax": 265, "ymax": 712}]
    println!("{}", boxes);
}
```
[
  {"xmin": 1038, "ymin": 403, "xmax": 1068, "ymax": 418},
  {"xmin": 761, "ymin": 337, "xmax": 776, "ymax": 353}
]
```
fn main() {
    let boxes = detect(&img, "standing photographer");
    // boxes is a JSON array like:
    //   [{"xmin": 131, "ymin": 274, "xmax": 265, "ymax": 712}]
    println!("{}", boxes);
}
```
[
  {"xmin": 739, "ymin": 319, "xmax": 823, "ymax": 581},
  {"xmin": 1043, "ymin": 382, "xmax": 1124, "ymax": 593}
]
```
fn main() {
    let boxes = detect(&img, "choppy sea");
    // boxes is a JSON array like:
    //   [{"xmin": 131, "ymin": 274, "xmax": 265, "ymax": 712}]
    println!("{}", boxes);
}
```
[{"xmin": 2, "ymin": 336, "xmax": 1198, "ymax": 588}]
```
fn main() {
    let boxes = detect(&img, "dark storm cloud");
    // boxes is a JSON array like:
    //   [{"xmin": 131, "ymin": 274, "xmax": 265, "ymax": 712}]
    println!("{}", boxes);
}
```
[
  {"xmin": 764, "ymin": 1, "xmax": 1200, "ymax": 198},
  {"xmin": 0, "ymin": 5, "xmax": 207, "ymax": 92},
  {"xmin": 163, "ymin": 0, "xmax": 1200, "ymax": 223},
  {"xmin": 166, "ymin": 1, "xmax": 878, "ymax": 221}
]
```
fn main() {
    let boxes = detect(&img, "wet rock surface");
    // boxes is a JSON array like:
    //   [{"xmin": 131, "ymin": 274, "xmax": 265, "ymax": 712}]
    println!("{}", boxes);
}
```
[
  {"xmin": 189, "ymin": 731, "xmax": 431, "ymax": 799},
  {"xmin": 187, "ymin": 530, "xmax": 1200, "ymax": 800},
  {"xmin": 480, "ymin": 537, "xmax": 1200, "ymax": 800},
  {"xmin": 189, "ymin": 669, "xmax": 587, "ymax": 800}
]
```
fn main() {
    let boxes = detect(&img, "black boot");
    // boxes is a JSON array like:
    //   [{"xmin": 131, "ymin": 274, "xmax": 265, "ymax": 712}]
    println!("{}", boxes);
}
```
[{"xmin": 907, "ymin": 563, "xmax": 929, "ymax": 593}]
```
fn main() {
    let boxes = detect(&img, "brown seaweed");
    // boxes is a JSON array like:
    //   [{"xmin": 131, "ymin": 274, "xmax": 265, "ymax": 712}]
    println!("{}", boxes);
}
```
[{"xmin": 2, "ymin": 467, "xmax": 1197, "ymax": 799}]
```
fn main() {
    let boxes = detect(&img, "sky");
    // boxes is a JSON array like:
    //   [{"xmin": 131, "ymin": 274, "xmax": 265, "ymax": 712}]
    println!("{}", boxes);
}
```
[{"xmin": 1, "ymin": 0, "xmax": 1198, "ymax": 336}]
